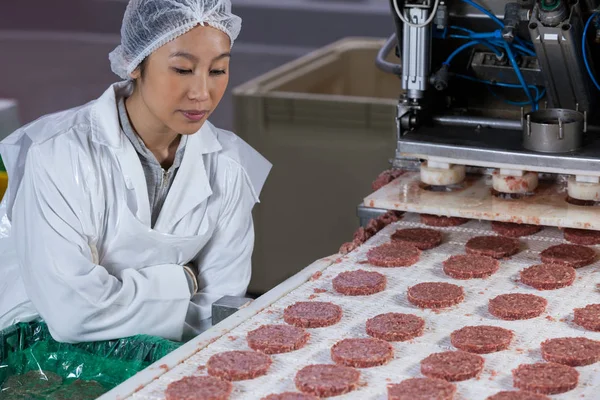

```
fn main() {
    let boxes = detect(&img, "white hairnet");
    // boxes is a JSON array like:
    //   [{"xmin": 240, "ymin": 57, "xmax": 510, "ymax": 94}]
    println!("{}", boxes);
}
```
[{"xmin": 109, "ymin": 0, "xmax": 242, "ymax": 80}]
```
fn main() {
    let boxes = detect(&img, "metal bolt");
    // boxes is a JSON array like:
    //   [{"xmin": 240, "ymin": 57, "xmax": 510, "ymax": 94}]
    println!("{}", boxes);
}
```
[{"xmin": 558, "ymin": 118, "xmax": 564, "ymax": 140}]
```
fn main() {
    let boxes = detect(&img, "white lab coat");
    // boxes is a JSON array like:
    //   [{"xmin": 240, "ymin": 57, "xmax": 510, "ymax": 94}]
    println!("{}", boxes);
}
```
[{"xmin": 0, "ymin": 82, "xmax": 271, "ymax": 343}]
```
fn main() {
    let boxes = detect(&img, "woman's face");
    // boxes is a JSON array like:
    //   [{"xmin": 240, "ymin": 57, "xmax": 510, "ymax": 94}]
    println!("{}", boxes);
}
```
[{"xmin": 130, "ymin": 25, "xmax": 231, "ymax": 135}]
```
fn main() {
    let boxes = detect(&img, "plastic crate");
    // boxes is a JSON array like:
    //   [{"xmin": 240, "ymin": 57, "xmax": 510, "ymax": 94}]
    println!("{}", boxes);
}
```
[{"xmin": 232, "ymin": 37, "xmax": 400, "ymax": 294}]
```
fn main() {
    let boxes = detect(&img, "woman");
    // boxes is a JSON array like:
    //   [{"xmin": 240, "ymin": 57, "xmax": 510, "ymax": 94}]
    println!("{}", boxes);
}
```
[{"xmin": 0, "ymin": 0, "xmax": 271, "ymax": 343}]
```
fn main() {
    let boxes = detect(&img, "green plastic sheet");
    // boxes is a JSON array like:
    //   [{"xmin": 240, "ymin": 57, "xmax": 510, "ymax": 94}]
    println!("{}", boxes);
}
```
[{"xmin": 0, "ymin": 319, "xmax": 181, "ymax": 399}]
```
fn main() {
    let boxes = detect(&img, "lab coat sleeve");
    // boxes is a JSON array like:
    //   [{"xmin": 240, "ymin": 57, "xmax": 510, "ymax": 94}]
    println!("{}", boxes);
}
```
[
  {"xmin": 12, "ymin": 144, "xmax": 192, "ymax": 343},
  {"xmin": 184, "ymin": 158, "xmax": 256, "ymax": 336}
]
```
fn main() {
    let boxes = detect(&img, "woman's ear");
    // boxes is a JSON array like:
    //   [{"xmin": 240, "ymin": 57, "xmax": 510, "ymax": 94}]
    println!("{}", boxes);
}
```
[{"xmin": 130, "ymin": 67, "xmax": 141, "ymax": 80}]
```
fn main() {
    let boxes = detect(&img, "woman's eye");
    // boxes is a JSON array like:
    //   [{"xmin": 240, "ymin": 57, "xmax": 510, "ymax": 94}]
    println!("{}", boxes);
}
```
[
  {"xmin": 210, "ymin": 69, "xmax": 227, "ymax": 76},
  {"xmin": 173, "ymin": 67, "xmax": 192, "ymax": 75}
]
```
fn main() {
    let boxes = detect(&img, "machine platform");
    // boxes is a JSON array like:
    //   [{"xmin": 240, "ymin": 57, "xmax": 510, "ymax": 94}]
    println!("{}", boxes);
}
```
[{"xmin": 363, "ymin": 171, "xmax": 600, "ymax": 230}]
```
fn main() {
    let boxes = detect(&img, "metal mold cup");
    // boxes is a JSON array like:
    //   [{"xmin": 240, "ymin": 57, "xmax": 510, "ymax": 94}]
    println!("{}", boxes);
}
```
[{"xmin": 522, "ymin": 108, "xmax": 585, "ymax": 153}]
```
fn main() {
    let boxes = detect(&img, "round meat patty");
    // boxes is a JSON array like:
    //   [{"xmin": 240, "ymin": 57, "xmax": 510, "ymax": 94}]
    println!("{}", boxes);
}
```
[
  {"xmin": 387, "ymin": 377, "xmax": 456, "ymax": 400},
  {"xmin": 366, "ymin": 312, "xmax": 425, "ymax": 342},
  {"xmin": 165, "ymin": 376, "xmax": 232, "ymax": 400},
  {"xmin": 332, "ymin": 270, "xmax": 386, "ymax": 296},
  {"xmin": 564, "ymin": 228, "xmax": 600, "ymax": 245},
  {"xmin": 261, "ymin": 393, "xmax": 318, "ymax": 400},
  {"xmin": 540, "ymin": 244, "xmax": 596, "ymax": 268},
  {"xmin": 486, "ymin": 391, "xmax": 550, "ymax": 400},
  {"xmin": 366, "ymin": 242, "xmax": 421, "ymax": 267},
  {"xmin": 519, "ymin": 263, "xmax": 576, "ymax": 290},
  {"xmin": 247, "ymin": 324, "xmax": 310, "ymax": 354},
  {"xmin": 451, "ymin": 325, "xmax": 514, "ymax": 354},
  {"xmin": 488, "ymin": 294, "xmax": 547, "ymax": 320},
  {"xmin": 492, "ymin": 221, "xmax": 542, "ymax": 238},
  {"xmin": 420, "ymin": 214, "xmax": 469, "ymax": 227},
  {"xmin": 330, "ymin": 338, "xmax": 394, "ymax": 368},
  {"xmin": 391, "ymin": 228, "xmax": 443, "ymax": 250},
  {"xmin": 294, "ymin": 364, "xmax": 360, "ymax": 397},
  {"xmin": 574, "ymin": 303, "xmax": 600, "ymax": 331},
  {"xmin": 541, "ymin": 337, "xmax": 600, "ymax": 366},
  {"xmin": 512, "ymin": 362, "xmax": 579, "ymax": 395},
  {"xmin": 466, "ymin": 236, "xmax": 520, "ymax": 259},
  {"xmin": 420, "ymin": 351, "xmax": 484, "ymax": 381},
  {"xmin": 284, "ymin": 302, "xmax": 343, "ymax": 328},
  {"xmin": 443, "ymin": 254, "xmax": 500, "ymax": 279},
  {"xmin": 408, "ymin": 282, "xmax": 464, "ymax": 309},
  {"xmin": 207, "ymin": 350, "xmax": 272, "ymax": 381}
]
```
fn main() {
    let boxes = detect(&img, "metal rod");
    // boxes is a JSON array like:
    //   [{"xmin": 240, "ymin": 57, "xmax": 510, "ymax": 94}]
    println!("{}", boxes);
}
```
[
  {"xmin": 431, "ymin": 115, "xmax": 523, "ymax": 130},
  {"xmin": 431, "ymin": 114, "xmax": 600, "ymax": 133}
]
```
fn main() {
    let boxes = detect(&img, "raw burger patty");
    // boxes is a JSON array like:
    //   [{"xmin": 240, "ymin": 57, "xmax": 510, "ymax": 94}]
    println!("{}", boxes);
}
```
[
  {"xmin": 574, "ymin": 303, "xmax": 600, "ymax": 331},
  {"xmin": 420, "ymin": 214, "xmax": 469, "ymax": 227},
  {"xmin": 408, "ymin": 282, "xmax": 464, "ymax": 309},
  {"xmin": 165, "ymin": 376, "xmax": 232, "ymax": 400},
  {"xmin": 451, "ymin": 325, "xmax": 513, "ymax": 354},
  {"xmin": 207, "ymin": 350, "xmax": 272, "ymax": 381},
  {"xmin": 261, "ymin": 393, "xmax": 318, "ymax": 400},
  {"xmin": 486, "ymin": 391, "xmax": 550, "ymax": 400},
  {"xmin": 284, "ymin": 302, "xmax": 343, "ymax": 328},
  {"xmin": 420, "ymin": 351, "xmax": 484, "ymax": 382},
  {"xmin": 294, "ymin": 364, "xmax": 360, "ymax": 397},
  {"xmin": 366, "ymin": 242, "xmax": 421, "ymax": 267},
  {"xmin": 366, "ymin": 312, "xmax": 425, "ymax": 342},
  {"xmin": 540, "ymin": 244, "xmax": 596, "ymax": 268},
  {"xmin": 564, "ymin": 228, "xmax": 600, "ymax": 245},
  {"xmin": 512, "ymin": 362, "xmax": 579, "ymax": 395},
  {"xmin": 519, "ymin": 263, "xmax": 576, "ymax": 290},
  {"xmin": 391, "ymin": 228, "xmax": 443, "ymax": 250},
  {"xmin": 466, "ymin": 236, "xmax": 520, "ymax": 259},
  {"xmin": 541, "ymin": 337, "xmax": 600, "ymax": 366},
  {"xmin": 332, "ymin": 270, "xmax": 386, "ymax": 296},
  {"xmin": 488, "ymin": 294, "xmax": 547, "ymax": 320},
  {"xmin": 330, "ymin": 338, "xmax": 393, "ymax": 368},
  {"xmin": 387, "ymin": 377, "xmax": 456, "ymax": 400},
  {"xmin": 247, "ymin": 324, "xmax": 310, "ymax": 354},
  {"xmin": 492, "ymin": 221, "xmax": 542, "ymax": 238},
  {"xmin": 443, "ymin": 254, "xmax": 499, "ymax": 279}
]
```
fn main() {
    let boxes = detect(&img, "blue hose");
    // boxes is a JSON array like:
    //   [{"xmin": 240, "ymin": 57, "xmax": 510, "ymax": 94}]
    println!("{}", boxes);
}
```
[
  {"xmin": 502, "ymin": 42, "xmax": 537, "ymax": 110},
  {"xmin": 582, "ymin": 12, "xmax": 600, "ymax": 91},
  {"xmin": 456, "ymin": 74, "xmax": 545, "ymax": 106},
  {"xmin": 444, "ymin": 41, "xmax": 480, "ymax": 65},
  {"xmin": 461, "ymin": 0, "xmax": 504, "ymax": 28},
  {"xmin": 448, "ymin": 34, "xmax": 504, "ymax": 58}
]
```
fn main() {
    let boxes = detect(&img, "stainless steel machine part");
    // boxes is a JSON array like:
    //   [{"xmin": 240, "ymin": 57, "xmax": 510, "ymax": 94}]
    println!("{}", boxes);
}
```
[
  {"xmin": 211, "ymin": 296, "xmax": 253, "ymax": 326},
  {"xmin": 522, "ymin": 108, "xmax": 585, "ymax": 152},
  {"xmin": 401, "ymin": 4, "xmax": 432, "ymax": 99},
  {"xmin": 356, "ymin": 204, "xmax": 391, "ymax": 227}
]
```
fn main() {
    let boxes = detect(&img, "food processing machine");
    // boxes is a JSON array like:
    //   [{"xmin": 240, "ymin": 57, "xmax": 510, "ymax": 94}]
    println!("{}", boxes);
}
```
[{"xmin": 360, "ymin": 0, "xmax": 600, "ymax": 228}]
